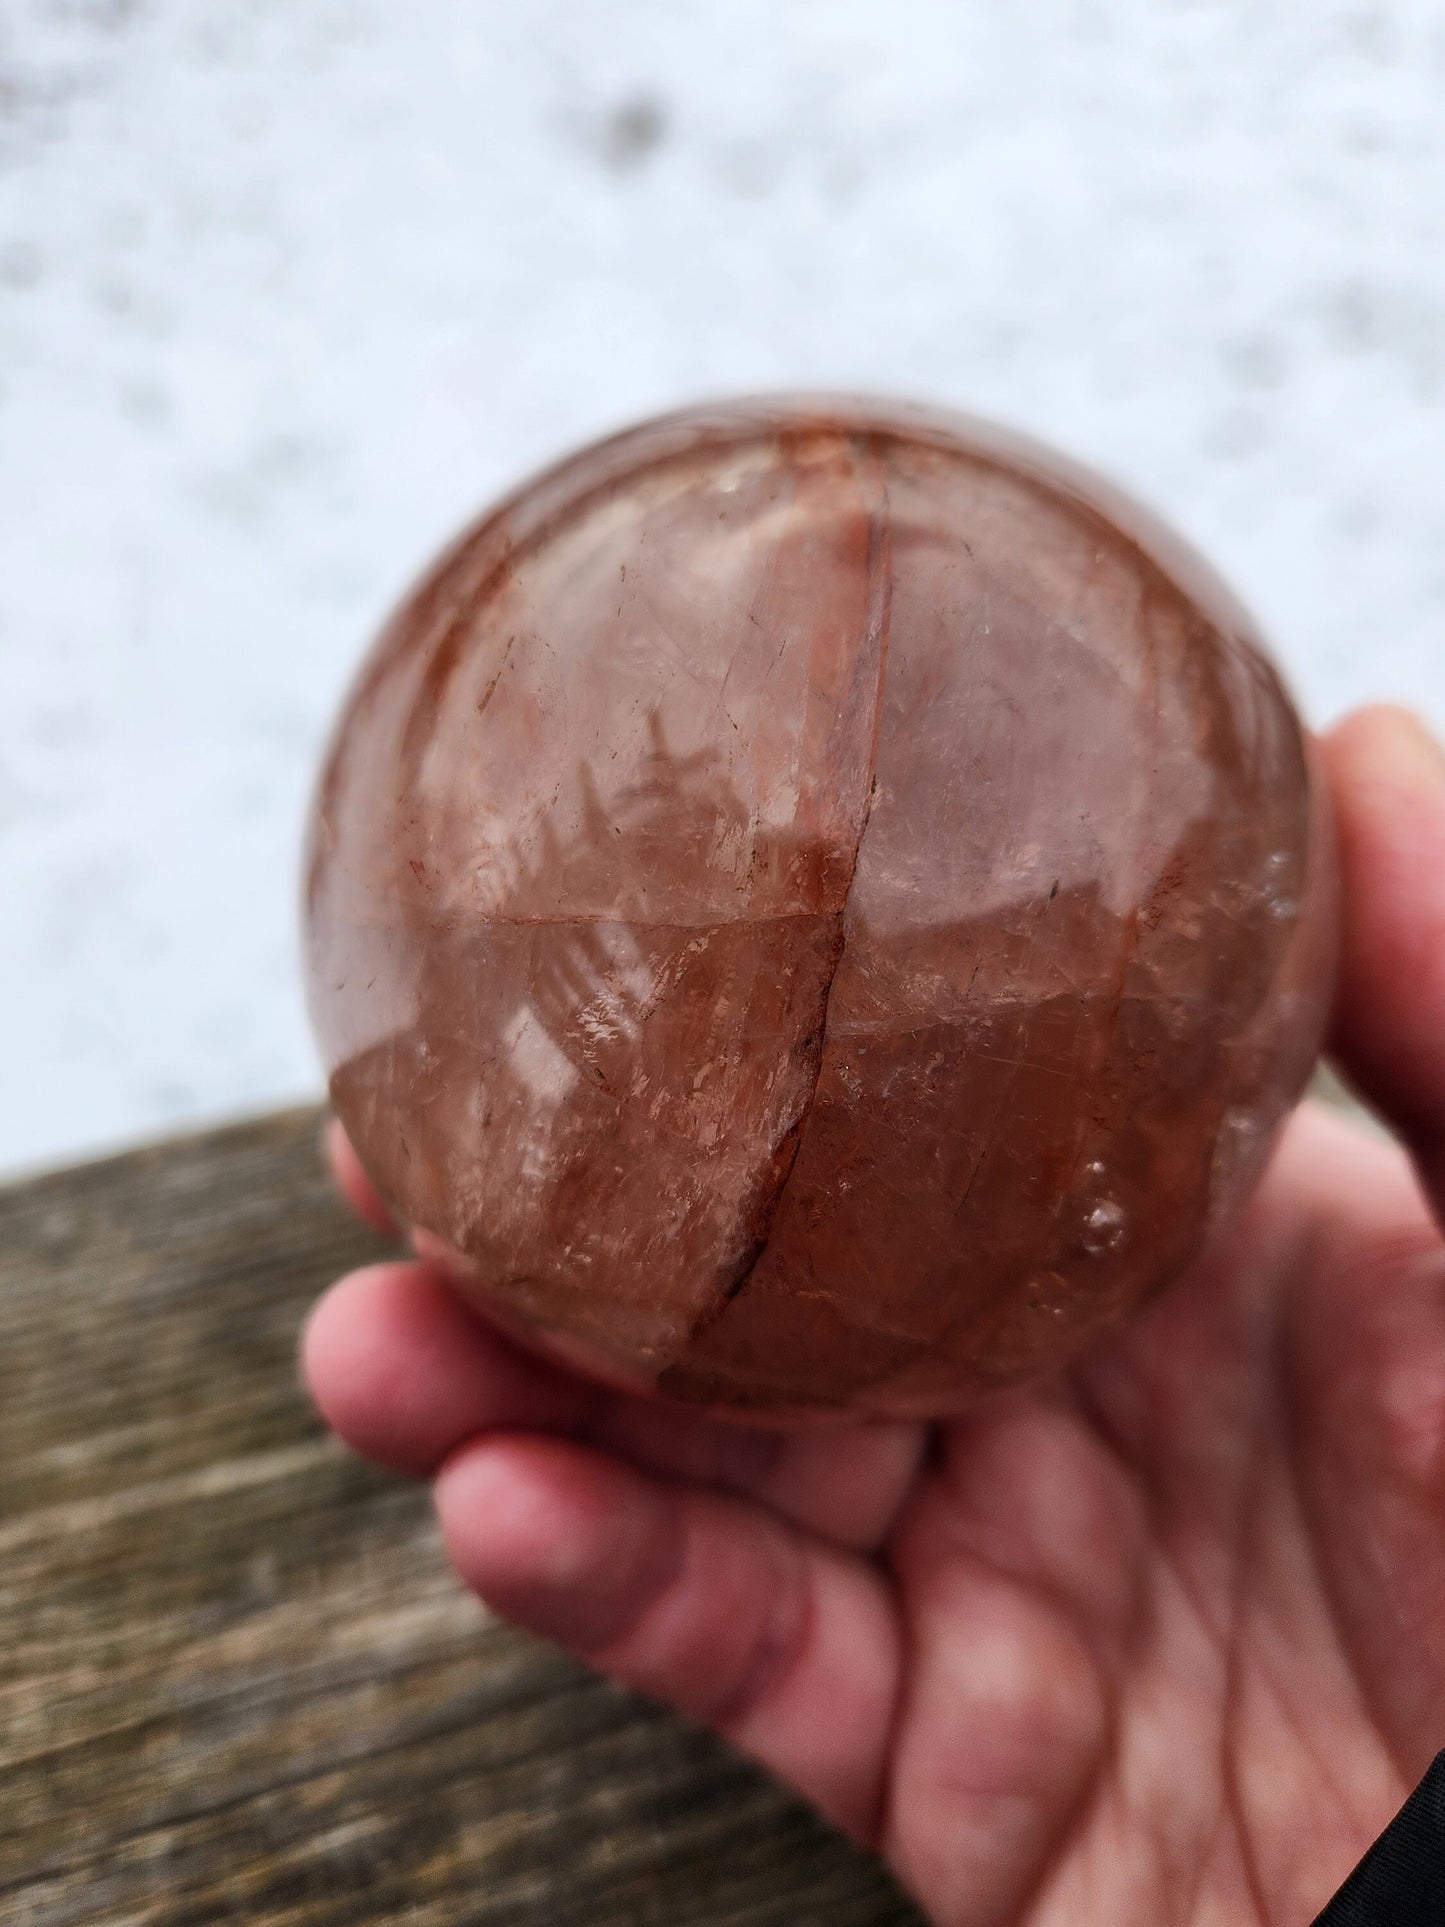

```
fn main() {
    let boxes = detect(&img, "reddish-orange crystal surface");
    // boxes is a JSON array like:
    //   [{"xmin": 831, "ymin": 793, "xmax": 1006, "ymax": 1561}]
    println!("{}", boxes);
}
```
[{"xmin": 303, "ymin": 398, "xmax": 1336, "ymax": 1417}]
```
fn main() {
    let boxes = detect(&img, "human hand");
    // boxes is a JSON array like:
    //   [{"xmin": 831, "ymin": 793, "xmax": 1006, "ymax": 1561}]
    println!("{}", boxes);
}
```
[{"xmin": 303, "ymin": 704, "xmax": 1445, "ymax": 1926}]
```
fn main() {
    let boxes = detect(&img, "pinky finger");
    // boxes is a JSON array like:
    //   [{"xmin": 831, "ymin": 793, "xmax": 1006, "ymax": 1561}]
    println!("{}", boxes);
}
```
[{"xmin": 434, "ymin": 1433, "xmax": 901, "ymax": 1844}]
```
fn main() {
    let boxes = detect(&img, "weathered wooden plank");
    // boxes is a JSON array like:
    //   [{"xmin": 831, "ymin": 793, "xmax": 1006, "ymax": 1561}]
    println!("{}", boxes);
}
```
[{"xmin": 0, "ymin": 1109, "xmax": 920, "ymax": 1926}]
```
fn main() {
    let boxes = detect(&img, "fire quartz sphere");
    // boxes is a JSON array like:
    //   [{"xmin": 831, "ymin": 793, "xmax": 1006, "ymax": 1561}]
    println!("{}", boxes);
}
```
[{"xmin": 303, "ymin": 397, "xmax": 1337, "ymax": 1419}]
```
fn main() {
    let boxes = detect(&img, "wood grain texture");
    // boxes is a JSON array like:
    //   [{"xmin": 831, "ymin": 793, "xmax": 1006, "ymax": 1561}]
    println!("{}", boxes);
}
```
[{"xmin": 0, "ymin": 1108, "xmax": 921, "ymax": 1926}]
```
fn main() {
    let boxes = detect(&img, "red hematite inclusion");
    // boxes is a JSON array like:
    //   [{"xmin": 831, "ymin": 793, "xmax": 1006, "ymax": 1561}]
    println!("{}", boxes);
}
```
[{"xmin": 303, "ymin": 398, "xmax": 1337, "ymax": 1418}]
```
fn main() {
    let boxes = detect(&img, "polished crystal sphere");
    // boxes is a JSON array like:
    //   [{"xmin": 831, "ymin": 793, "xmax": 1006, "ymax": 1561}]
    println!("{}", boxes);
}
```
[{"xmin": 302, "ymin": 398, "xmax": 1336, "ymax": 1417}]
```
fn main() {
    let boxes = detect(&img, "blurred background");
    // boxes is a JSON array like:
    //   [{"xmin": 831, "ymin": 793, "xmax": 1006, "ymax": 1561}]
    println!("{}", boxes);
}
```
[{"xmin": 3, "ymin": 0, "xmax": 1443, "ymax": 1177}]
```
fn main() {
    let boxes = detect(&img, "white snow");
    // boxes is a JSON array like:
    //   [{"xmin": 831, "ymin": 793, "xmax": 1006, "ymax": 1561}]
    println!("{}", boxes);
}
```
[{"xmin": 3, "ymin": 0, "xmax": 1444, "ymax": 1175}]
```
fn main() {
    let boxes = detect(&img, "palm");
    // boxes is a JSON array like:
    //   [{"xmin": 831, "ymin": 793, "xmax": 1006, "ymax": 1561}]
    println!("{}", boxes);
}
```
[
  {"xmin": 882, "ymin": 1099, "xmax": 1442, "ymax": 1923},
  {"xmin": 304, "ymin": 708, "xmax": 1445, "ymax": 1926}
]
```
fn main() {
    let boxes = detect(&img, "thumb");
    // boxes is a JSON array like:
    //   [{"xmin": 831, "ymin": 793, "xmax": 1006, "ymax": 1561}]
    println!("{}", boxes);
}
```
[{"xmin": 1320, "ymin": 704, "xmax": 1445, "ymax": 1219}]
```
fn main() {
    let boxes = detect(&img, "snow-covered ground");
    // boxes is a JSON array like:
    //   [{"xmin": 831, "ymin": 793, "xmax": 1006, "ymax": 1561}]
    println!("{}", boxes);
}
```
[{"xmin": 3, "ymin": 0, "xmax": 1444, "ymax": 1176}]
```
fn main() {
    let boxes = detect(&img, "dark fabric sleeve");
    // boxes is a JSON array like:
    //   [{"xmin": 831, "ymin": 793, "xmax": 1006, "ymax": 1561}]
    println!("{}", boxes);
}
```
[{"xmin": 1313, "ymin": 1750, "xmax": 1445, "ymax": 1924}]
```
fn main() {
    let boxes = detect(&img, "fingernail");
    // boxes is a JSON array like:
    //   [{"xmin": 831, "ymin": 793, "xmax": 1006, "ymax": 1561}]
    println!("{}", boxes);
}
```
[{"xmin": 1387, "ymin": 708, "xmax": 1445, "ymax": 792}]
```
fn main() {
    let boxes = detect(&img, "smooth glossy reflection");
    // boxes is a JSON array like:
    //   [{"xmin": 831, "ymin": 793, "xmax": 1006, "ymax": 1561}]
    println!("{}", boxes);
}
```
[{"xmin": 303, "ymin": 397, "xmax": 1337, "ymax": 1417}]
